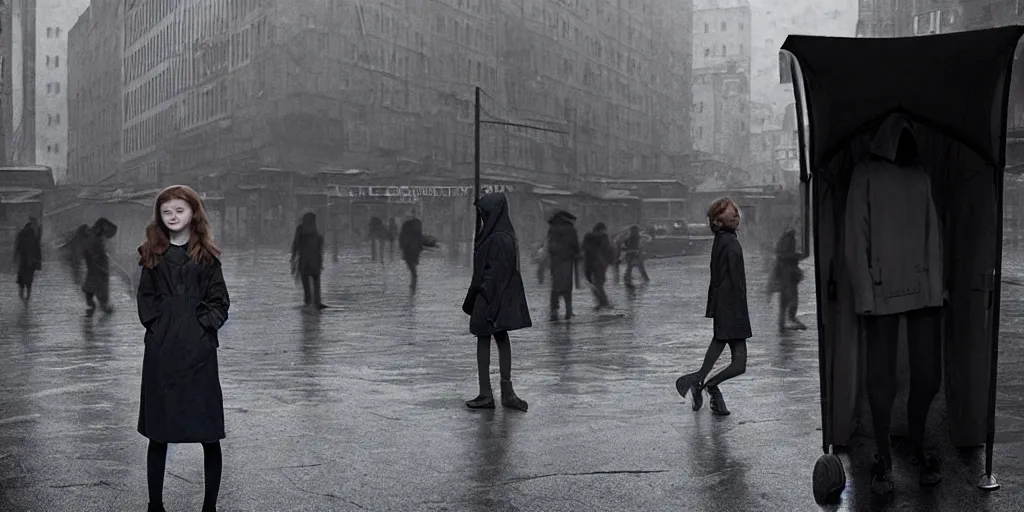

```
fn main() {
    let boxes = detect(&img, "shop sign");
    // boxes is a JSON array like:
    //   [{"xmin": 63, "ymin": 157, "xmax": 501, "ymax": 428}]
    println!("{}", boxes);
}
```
[{"xmin": 331, "ymin": 184, "xmax": 514, "ymax": 198}]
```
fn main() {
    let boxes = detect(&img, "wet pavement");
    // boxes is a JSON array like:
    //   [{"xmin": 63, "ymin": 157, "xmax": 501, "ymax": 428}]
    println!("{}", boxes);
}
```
[{"xmin": 1, "ymin": 246, "xmax": 1023, "ymax": 511}]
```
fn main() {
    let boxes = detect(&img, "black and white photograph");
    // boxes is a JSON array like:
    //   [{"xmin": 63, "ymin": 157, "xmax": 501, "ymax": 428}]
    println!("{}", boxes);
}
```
[{"xmin": 1, "ymin": 0, "xmax": 1024, "ymax": 510}]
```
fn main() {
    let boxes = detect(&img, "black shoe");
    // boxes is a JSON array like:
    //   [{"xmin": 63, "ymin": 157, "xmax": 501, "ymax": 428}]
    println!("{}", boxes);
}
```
[
  {"xmin": 690, "ymin": 383, "xmax": 704, "ymax": 411},
  {"xmin": 465, "ymin": 395, "xmax": 495, "ymax": 409},
  {"xmin": 870, "ymin": 454, "xmax": 895, "ymax": 496},
  {"xmin": 500, "ymin": 380, "xmax": 528, "ymax": 412},
  {"xmin": 911, "ymin": 454, "xmax": 942, "ymax": 486},
  {"xmin": 147, "ymin": 503, "xmax": 166, "ymax": 512},
  {"xmin": 792, "ymin": 319, "xmax": 808, "ymax": 330},
  {"xmin": 707, "ymin": 385, "xmax": 730, "ymax": 416}
]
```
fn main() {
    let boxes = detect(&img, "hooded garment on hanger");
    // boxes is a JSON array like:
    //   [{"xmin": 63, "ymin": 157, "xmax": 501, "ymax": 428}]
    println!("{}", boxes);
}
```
[{"xmin": 843, "ymin": 113, "xmax": 945, "ymax": 316}]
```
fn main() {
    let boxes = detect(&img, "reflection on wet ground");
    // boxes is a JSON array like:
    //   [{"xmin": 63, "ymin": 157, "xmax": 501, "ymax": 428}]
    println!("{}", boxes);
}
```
[{"xmin": 0, "ymin": 247, "xmax": 1022, "ymax": 510}]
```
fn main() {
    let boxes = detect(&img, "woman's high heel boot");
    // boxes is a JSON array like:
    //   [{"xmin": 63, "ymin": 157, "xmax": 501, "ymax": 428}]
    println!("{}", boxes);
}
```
[
  {"xmin": 707, "ymin": 385, "xmax": 731, "ymax": 416},
  {"xmin": 675, "ymin": 373, "xmax": 704, "ymax": 411}
]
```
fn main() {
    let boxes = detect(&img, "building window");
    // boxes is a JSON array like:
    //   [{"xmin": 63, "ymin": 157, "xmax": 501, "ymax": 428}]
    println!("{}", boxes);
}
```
[
  {"xmin": 704, "ymin": 48, "xmax": 710, "ymax": 57},
  {"xmin": 704, "ymin": 22, "xmax": 709, "ymax": 33},
  {"xmin": 47, "ymin": 27, "xmax": 52, "ymax": 37},
  {"xmin": 721, "ymin": 44, "xmax": 726, "ymax": 55},
  {"xmin": 721, "ymin": 22, "xmax": 727, "ymax": 31}
]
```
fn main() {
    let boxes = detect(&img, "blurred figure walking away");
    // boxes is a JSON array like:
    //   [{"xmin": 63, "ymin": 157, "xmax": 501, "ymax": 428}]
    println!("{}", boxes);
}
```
[
  {"xmin": 622, "ymin": 224, "xmax": 650, "ymax": 287},
  {"xmin": 61, "ymin": 224, "xmax": 90, "ymax": 286},
  {"xmin": 387, "ymin": 217, "xmax": 398, "ymax": 260},
  {"xmin": 530, "ymin": 242, "xmax": 548, "ymax": 284},
  {"xmin": 136, "ymin": 185, "xmax": 229, "ymax": 512},
  {"xmin": 675, "ymin": 198, "xmax": 751, "ymax": 416},
  {"xmin": 291, "ymin": 212, "xmax": 325, "ymax": 309},
  {"xmin": 546, "ymin": 210, "xmax": 580, "ymax": 321},
  {"xmin": 399, "ymin": 217, "xmax": 438, "ymax": 293},
  {"xmin": 368, "ymin": 216, "xmax": 386, "ymax": 262},
  {"xmin": 80, "ymin": 218, "xmax": 118, "ymax": 316},
  {"xmin": 582, "ymin": 222, "xmax": 615, "ymax": 310},
  {"xmin": 13, "ymin": 218, "xmax": 42, "ymax": 301},
  {"xmin": 463, "ymin": 192, "xmax": 531, "ymax": 412},
  {"xmin": 769, "ymin": 227, "xmax": 807, "ymax": 333}
]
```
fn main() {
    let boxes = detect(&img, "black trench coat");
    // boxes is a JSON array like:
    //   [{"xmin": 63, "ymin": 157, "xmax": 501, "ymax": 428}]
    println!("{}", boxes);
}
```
[
  {"xmin": 705, "ymin": 229, "xmax": 753, "ymax": 340},
  {"xmin": 463, "ymin": 193, "xmax": 532, "ymax": 337},
  {"xmin": 137, "ymin": 244, "xmax": 230, "ymax": 443}
]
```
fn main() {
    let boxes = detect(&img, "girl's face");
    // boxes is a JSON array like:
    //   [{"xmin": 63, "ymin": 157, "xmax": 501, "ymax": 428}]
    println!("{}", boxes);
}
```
[{"xmin": 160, "ymin": 198, "xmax": 194, "ymax": 233}]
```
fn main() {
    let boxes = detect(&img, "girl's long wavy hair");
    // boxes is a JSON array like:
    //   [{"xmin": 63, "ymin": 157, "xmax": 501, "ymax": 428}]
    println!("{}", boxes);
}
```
[
  {"xmin": 706, "ymin": 197, "xmax": 741, "ymax": 233},
  {"xmin": 138, "ymin": 185, "xmax": 221, "ymax": 268}
]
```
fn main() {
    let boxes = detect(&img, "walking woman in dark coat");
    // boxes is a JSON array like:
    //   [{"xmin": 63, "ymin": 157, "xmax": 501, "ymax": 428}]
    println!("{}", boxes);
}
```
[
  {"xmin": 463, "ymin": 192, "xmax": 531, "ymax": 412},
  {"xmin": 82, "ymin": 217, "xmax": 118, "ymax": 316},
  {"xmin": 291, "ymin": 212, "xmax": 325, "ymax": 309},
  {"xmin": 136, "ymin": 185, "xmax": 229, "ymax": 512},
  {"xmin": 13, "ymin": 218, "xmax": 42, "ymax": 301},
  {"xmin": 675, "ymin": 197, "xmax": 751, "ymax": 416}
]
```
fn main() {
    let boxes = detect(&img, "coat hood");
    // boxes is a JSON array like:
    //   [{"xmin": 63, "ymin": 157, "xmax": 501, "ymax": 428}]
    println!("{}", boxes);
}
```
[
  {"xmin": 299, "ymin": 212, "xmax": 318, "ymax": 234},
  {"xmin": 475, "ymin": 192, "xmax": 517, "ymax": 247},
  {"xmin": 548, "ymin": 210, "xmax": 576, "ymax": 225},
  {"xmin": 870, "ymin": 112, "xmax": 919, "ymax": 164}
]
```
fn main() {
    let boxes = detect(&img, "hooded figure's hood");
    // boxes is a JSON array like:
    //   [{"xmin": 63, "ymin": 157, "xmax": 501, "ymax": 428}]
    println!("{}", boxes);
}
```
[
  {"xmin": 870, "ymin": 112, "xmax": 919, "ymax": 164},
  {"xmin": 299, "ymin": 212, "xmax": 318, "ymax": 235},
  {"xmin": 92, "ymin": 217, "xmax": 118, "ymax": 238},
  {"xmin": 548, "ymin": 210, "xmax": 576, "ymax": 225},
  {"xmin": 475, "ymin": 192, "xmax": 517, "ymax": 247}
]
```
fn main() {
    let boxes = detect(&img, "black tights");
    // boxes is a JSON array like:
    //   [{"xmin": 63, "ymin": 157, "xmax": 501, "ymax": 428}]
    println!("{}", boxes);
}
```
[
  {"xmin": 863, "ymin": 308, "xmax": 942, "ymax": 463},
  {"xmin": 477, "ymin": 331, "xmax": 512, "ymax": 395},
  {"xmin": 147, "ymin": 440, "xmax": 222, "ymax": 509},
  {"xmin": 695, "ymin": 338, "xmax": 747, "ymax": 388}
]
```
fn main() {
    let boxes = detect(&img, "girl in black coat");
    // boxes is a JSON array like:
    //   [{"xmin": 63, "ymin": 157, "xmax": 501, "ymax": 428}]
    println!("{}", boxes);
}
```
[
  {"xmin": 675, "ymin": 197, "xmax": 752, "ymax": 416},
  {"xmin": 463, "ymin": 192, "xmax": 531, "ymax": 412},
  {"xmin": 136, "ymin": 185, "xmax": 230, "ymax": 512}
]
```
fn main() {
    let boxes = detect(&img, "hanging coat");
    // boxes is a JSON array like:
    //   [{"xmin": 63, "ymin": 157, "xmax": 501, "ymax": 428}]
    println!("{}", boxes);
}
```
[
  {"xmin": 706, "ymin": 228, "xmax": 752, "ymax": 340},
  {"xmin": 546, "ymin": 210, "xmax": 579, "ymax": 293},
  {"xmin": 463, "ymin": 193, "xmax": 532, "ymax": 337},
  {"xmin": 137, "ymin": 243, "xmax": 230, "ymax": 444}
]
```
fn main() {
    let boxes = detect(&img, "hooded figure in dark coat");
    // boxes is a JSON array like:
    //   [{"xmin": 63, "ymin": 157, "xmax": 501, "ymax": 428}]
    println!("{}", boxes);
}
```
[
  {"xmin": 581, "ymin": 222, "xmax": 615, "ymax": 310},
  {"xmin": 368, "ymin": 216, "xmax": 386, "ymax": 261},
  {"xmin": 13, "ymin": 218, "xmax": 42, "ymax": 301},
  {"xmin": 546, "ymin": 210, "xmax": 580, "ymax": 320},
  {"xmin": 462, "ymin": 192, "xmax": 530, "ymax": 412},
  {"xmin": 81, "ymin": 217, "xmax": 117, "ymax": 316},
  {"xmin": 291, "ymin": 212, "xmax": 325, "ymax": 308},
  {"xmin": 399, "ymin": 217, "xmax": 438, "ymax": 292}
]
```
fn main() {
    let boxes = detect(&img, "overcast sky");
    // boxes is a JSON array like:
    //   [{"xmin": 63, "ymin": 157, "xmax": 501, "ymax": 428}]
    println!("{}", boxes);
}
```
[{"xmin": 749, "ymin": 0, "xmax": 859, "ymax": 120}]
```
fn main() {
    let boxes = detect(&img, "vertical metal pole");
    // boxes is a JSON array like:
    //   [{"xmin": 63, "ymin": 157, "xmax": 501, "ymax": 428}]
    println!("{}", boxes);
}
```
[{"xmin": 474, "ymin": 86, "xmax": 481, "ymax": 247}]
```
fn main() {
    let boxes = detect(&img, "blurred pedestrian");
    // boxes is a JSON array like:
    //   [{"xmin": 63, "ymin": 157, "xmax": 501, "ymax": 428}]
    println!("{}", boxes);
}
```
[
  {"xmin": 81, "ymin": 217, "xmax": 118, "ymax": 316},
  {"xmin": 399, "ymin": 217, "xmax": 438, "ymax": 293},
  {"xmin": 136, "ymin": 185, "xmax": 229, "ymax": 512},
  {"xmin": 463, "ymin": 192, "xmax": 530, "ymax": 411},
  {"xmin": 388, "ymin": 217, "xmax": 398, "ymax": 260},
  {"xmin": 291, "ymin": 212, "xmax": 325, "ymax": 309},
  {"xmin": 675, "ymin": 197, "xmax": 751, "ymax": 416},
  {"xmin": 769, "ymin": 226, "xmax": 807, "ymax": 333},
  {"xmin": 546, "ymin": 210, "xmax": 580, "ymax": 321},
  {"xmin": 622, "ymin": 224, "xmax": 650, "ymax": 286},
  {"xmin": 582, "ymin": 222, "xmax": 615, "ymax": 310},
  {"xmin": 13, "ymin": 218, "xmax": 42, "ymax": 301}
]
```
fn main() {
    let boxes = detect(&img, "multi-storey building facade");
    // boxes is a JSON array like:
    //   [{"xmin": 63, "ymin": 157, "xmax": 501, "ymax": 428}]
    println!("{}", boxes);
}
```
[
  {"xmin": 109, "ymin": 0, "xmax": 691, "ymax": 188},
  {"xmin": 692, "ymin": 0, "xmax": 750, "ymax": 168},
  {"xmin": 0, "ymin": 1, "xmax": 13, "ymax": 164},
  {"xmin": 67, "ymin": 0, "xmax": 123, "ymax": 185},
  {"xmin": 31, "ymin": 0, "xmax": 90, "ymax": 183},
  {"xmin": 10, "ymin": 0, "xmax": 37, "ymax": 166},
  {"xmin": 856, "ymin": 0, "xmax": 914, "ymax": 37}
]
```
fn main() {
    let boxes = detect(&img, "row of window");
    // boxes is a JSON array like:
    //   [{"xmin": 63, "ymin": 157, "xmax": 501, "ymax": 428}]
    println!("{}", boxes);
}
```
[
  {"xmin": 47, "ymin": 113, "xmax": 62, "ymax": 126},
  {"xmin": 46, "ymin": 143, "xmax": 61, "ymax": 153},
  {"xmin": 701, "ymin": 44, "xmax": 745, "ymax": 58},
  {"xmin": 702, "ymin": 20, "xmax": 745, "ymax": 33},
  {"xmin": 125, "ymin": 0, "xmax": 178, "ymax": 47},
  {"xmin": 46, "ymin": 82, "xmax": 62, "ymax": 94},
  {"xmin": 45, "ymin": 55, "xmax": 60, "ymax": 69},
  {"xmin": 45, "ymin": 27, "xmax": 63, "ymax": 38}
]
